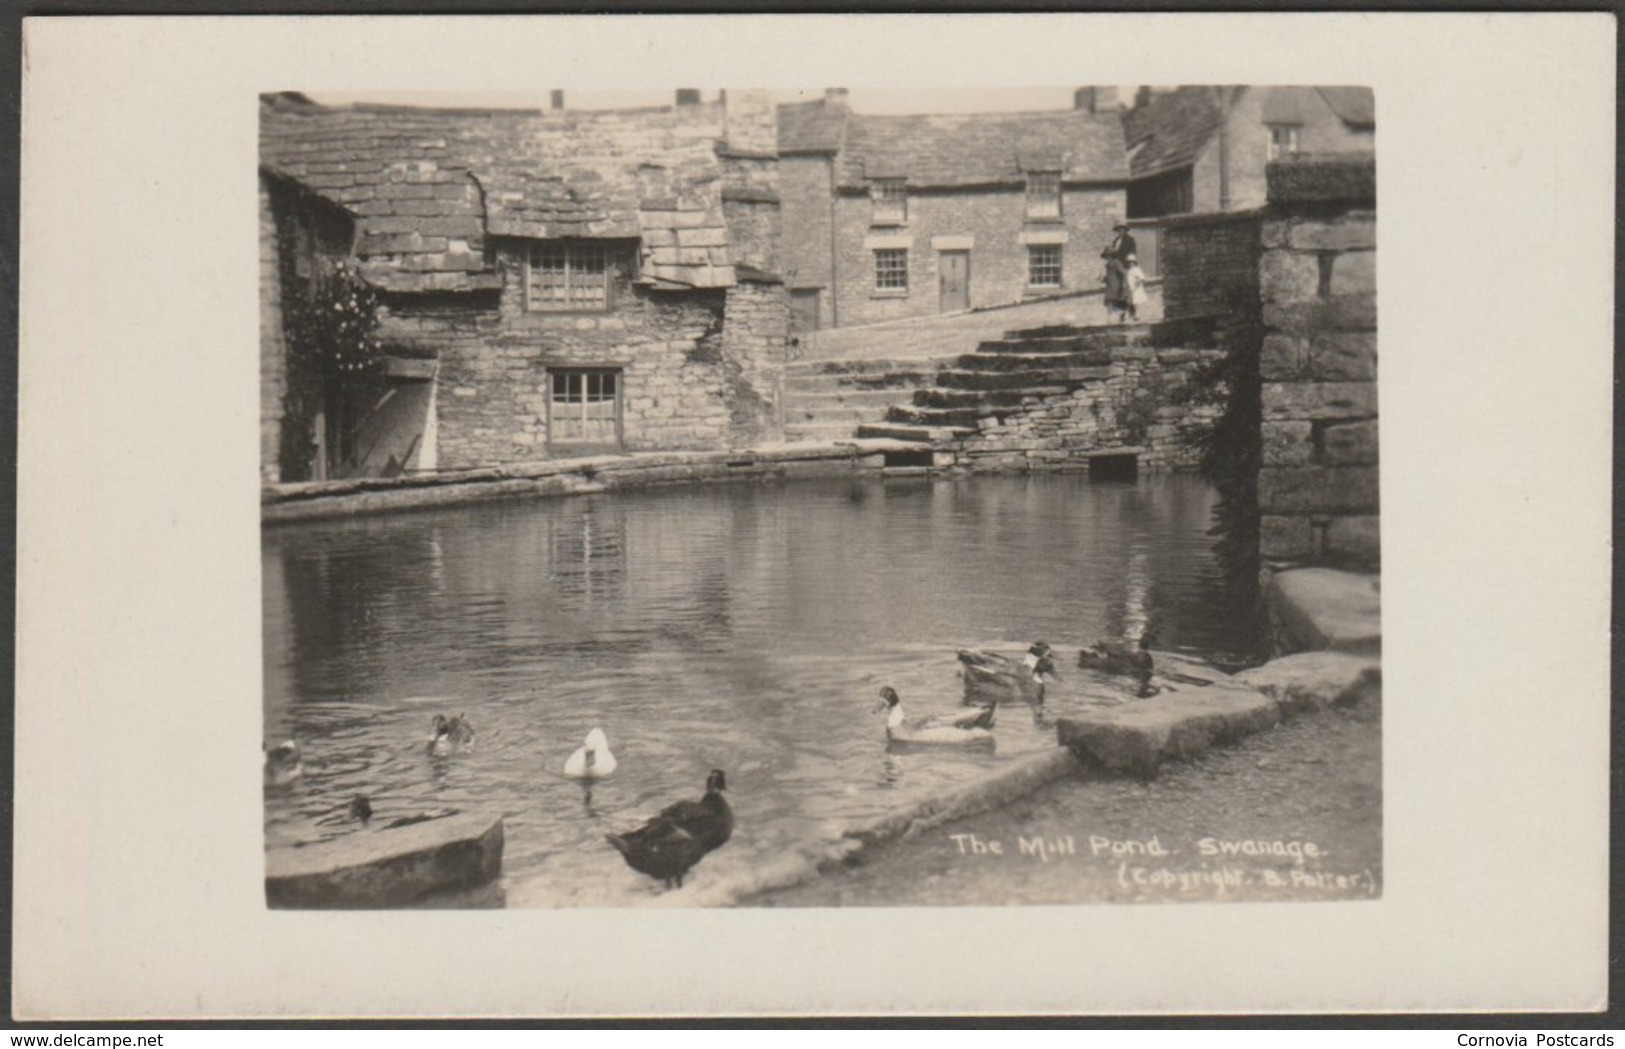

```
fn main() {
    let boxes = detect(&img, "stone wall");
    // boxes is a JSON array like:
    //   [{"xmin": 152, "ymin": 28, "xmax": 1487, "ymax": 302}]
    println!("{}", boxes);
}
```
[
  {"xmin": 1256, "ymin": 153, "xmax": 1378, "ymax": 569},
  {"xmin": 829, "ymin": 185, "xmax": 1125, "ymax": 328},
  {"xmin": 378, "ymin": 249, "xmax": 751, "ymax": 469},
  {"xmin": 779, "ymin": 154, "xmax": 835, "ymax": 319},
  {"xmin": 259, "ymin": 176, "xmax": 286, "ymax": 484},
  {"xmin": 719, "ymin": 281, "xmax": 791, "ymax": 444},
  {"xmin": 1160, "ymin": 208, "xmax": 1263, "ymax": 321},
  {"xmin": 946, "ymin": 345, "xmax": 1223, "ymax": 472}
]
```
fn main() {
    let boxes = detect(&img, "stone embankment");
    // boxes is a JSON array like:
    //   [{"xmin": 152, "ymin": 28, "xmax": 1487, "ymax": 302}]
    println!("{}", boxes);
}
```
[
  {"xmin": 262, "ymin": 439, "xmax": 926, "ymax": 524},
  {"xmin": 737, "ymin": 564, "xmax": 1381, "ymax": 904},
  {"xmin": 266, "ymin": 812, "xmax": 505, "ymax": 908}
]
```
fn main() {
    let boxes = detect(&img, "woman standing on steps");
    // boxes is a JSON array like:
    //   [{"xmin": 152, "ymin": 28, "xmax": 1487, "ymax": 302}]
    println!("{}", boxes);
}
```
[{"xmin": 1101, "ymin": 221, "xmax": 1138, "ymax": 323}]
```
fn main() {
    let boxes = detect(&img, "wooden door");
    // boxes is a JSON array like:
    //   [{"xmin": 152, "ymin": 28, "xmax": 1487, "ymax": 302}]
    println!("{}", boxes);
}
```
[
  {"xmin": 789, "ymin": 289, "xmax": 821, "ymax": 334},
  {"xmin": 939, "ymin": 251, "xmax": 970, "ymax": 313}
]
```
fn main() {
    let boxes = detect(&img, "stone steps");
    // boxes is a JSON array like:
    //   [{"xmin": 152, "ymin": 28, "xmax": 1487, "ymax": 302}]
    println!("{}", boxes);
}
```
[
  {"xmin": 949, "ymin": 348, "xmax": 1114, "ymax": 372},
  {"xmin": 781, "ymin": 313, "xmax": 1218, "ymax": 446},
  {"xmin": 856, "ymin": 422, "xmax": 975, "ymax": 443},
  {"xmin": 784, "ymin": 421, "xmax": 862, "ymax": 441},
  {"xmin": 910, "ymin": 387, "xmax": 1072, "ymax": 411},
  {"xmin": 781, "ymin": 358, "xmax": 948, "ymax": 442},
  {"xmin": 934, "ymin": 366, "xmax": 1115, "ymax": 391}
]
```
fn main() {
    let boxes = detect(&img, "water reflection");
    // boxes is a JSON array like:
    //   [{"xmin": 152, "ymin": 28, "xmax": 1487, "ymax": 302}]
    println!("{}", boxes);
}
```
[{"xmin": 263, "ymin": 473, "xmax": 1266, "ymax": 905}]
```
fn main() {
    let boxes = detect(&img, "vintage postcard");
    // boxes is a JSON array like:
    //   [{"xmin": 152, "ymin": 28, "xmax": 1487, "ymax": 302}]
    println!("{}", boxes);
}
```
[{"xmin": 15, "ymin": 13, "xmax": 1613, "ymax": 1019}]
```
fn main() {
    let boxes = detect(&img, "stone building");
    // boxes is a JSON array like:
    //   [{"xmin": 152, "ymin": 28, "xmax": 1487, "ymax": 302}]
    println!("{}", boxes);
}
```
[
  {"xmin": 1121, "ymin": 86, "xmax": 1374, "ymax": 273},
  {"xmin": 259, "ymin": 90, "xmax": 789, "ymax": 482},
  {"xmin": 777, "ymin": 88, "xmax": 1129, "ymax": 333}
]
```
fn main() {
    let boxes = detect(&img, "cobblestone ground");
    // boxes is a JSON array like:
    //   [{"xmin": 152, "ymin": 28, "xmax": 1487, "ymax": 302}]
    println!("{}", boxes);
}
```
[{"xmin": 754, "ymin": 703, "xmax": 1381, "ymax": 907}]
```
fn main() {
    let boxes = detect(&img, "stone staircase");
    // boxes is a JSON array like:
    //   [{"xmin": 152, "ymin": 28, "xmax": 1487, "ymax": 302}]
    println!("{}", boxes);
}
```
[
  {"xmin": 782, "ymin": 315, "xmax": 1223, "ymax": 444},
  {"xmin": 781, "ymin": 356, "xmax": 957, "ymax": 443}
]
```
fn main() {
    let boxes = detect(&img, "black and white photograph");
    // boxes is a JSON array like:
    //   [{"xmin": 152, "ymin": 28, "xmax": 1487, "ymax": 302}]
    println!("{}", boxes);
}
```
[
  {"xmin": 14, "ymin": 13, "xmax": 1611, "ymax": 1019},
  {"xmin": 257, "ymin": 83, "xmax": 1382, "ymax": 909}
]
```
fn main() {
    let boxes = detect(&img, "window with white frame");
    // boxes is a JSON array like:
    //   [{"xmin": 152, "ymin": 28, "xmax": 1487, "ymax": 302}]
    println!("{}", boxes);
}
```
[
  {"xmin": 549, "ymin": 369, "xmax": 621, "ymax": 447},
  {"xmin": 871, "ymin": 179, "xmax": 907, "ymax": 225},
  {"xmin": 1027, "ymin": 244, "xmax": 1063, "ymax": 289},
  {"xmin": 873, "ymin": 248, "xmax": 909, "ymax": 292},
  {"xmin": 1025, "ymin": 172, "xmax": 1062, "ymax": 219},
  {"xmin": 1267, "ymin": 124, "xmax": 1301, "ymax": 162},
  {"xmin": 526, "ymin": 241, "xmax": 612, "ymax": 312}
]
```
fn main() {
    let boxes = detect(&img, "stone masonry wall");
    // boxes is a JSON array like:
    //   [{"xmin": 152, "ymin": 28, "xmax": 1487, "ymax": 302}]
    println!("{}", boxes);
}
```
[
  {"xmin": 779, "ymin": 155, "xmax": 835, "ymax": 321},
  {"xmin": 719, "ymin": 281, "xmax": 790, "ymax": 444},
  {"xmin": 831, "ymin": 185, "xmax": 1125, "ymax": 328},
  {"xmin": 947, "ymin": 347, "xmax": 1223, "ymax": 472},
  {"xmin": 1160, "ymin": 209, "xmax": 1263, "ymax": 320},
  {"xmin": 377, "ymin": 248, "xmax": 739, "ymax": 470},
  {"xmin": 260, "ymin": 175, "xmax": 286, "ymax": 484},
  {"xmin": 1256, "ymin": 153, "xmax": 1378, "ymax": 569}
]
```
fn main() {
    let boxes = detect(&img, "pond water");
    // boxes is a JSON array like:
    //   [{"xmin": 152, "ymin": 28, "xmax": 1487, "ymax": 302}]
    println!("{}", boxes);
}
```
[{"xmin": 262, "ymin": 472, "xmax": 1266, "ymax": 906}]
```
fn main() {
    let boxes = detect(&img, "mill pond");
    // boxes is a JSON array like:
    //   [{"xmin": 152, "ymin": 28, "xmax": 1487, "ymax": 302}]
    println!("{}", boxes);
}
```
[{"xmin": 262, "ymin": 472, "xmax": 1269, "ymax": 906}]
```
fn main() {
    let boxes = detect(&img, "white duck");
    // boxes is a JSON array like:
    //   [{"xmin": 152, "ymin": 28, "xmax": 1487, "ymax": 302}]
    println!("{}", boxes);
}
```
[
  {"xmin": 876, "ymin": 687, "xmax": 995, "ymax": 745},
  {"xmin": 563, "ymin": 727, "xmax": 618, "ymax": 779},
  {"xmin": 263, "ymin": 740, "xmax": 305, "ymax": 786}
]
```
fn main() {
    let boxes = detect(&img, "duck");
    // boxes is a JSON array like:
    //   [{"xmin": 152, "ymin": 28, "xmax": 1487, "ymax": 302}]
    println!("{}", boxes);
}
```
[
  {"xmin": 957, "ymin": 641, "xmax": 1058, "ymax": 705},
  {"xmin": 1078, "ymin": 633, "xmax": 1156, "ymax": 696},
  {"xmin": 426, "ymin": 713, "xmax": 475, "ymax": 754},
  {"xmin": 347, "ymin": 794, "xmax": 373, "ymax": 825},
  {"xmin": 263, "ymin": 740, "xmax": 305, "ymax": 787},
  {"xmin": 876, "ymin": 686, "xmax": 996, "ymax": 745},
  {"xmin": 607, "ymin": 769, "xmax": 733, "ymax": 889},
  {"xmin": 563, "ymin": 727, "xmax": 618, "ymax": 780}
]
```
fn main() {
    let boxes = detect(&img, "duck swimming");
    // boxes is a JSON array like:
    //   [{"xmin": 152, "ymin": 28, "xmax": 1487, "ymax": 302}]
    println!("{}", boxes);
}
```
[
  {"xmin": 263, "ymin": 740, "xmax": 304, "ymax": 787},
  {"xmin": 877, "ymin": 686, "xmax": 996, "ymax": 745},
  {"xmin": 427, "ymin": 713, "xmax": 475, "ymax": 754},
  {"xmin": 563, "ymin": 728, "xmax": 618, "ymax": 780},
  {"xmin": 606, "ymin": 769, "xmax": 733, "ymax": 889},
  {"xmin": 1078, "ymin": 633, "xmax": 1155, "ymax": 696},
  {"xmin": 957, "ymin": 641, "xmax": 1057, "ymax": 705}
]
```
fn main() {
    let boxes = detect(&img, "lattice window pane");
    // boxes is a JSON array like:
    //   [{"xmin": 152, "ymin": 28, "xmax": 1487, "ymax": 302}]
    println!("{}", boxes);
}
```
[
  {"xmin": 1028, "ymin": 244, "xmax": 1063, "ymax": 288},
  {"xmin": 874, "ymin": 248, "xmax": 909, "ymax": 291},
  {"xmin": 871, "ymin": 179, "xmax": 907, "ymax": 224},
  {"xmin": 528, "ymin": 242, "xmax": 611, "ymax": 312},
  {"xmin": 1025, "ymin": 172, "xmax": 1062, "ymax": 219}
]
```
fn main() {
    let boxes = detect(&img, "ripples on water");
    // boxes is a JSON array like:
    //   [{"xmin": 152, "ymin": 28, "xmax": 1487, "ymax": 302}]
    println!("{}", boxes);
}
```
[{"xmin": 262, "ymin": 473, "xmax": 1266, "ymax": 906}]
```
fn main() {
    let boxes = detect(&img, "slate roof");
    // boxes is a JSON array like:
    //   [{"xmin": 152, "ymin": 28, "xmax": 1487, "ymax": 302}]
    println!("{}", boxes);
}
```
[
  {"xmin": 1123, "ymin": 86, "xmax": 1375, "ymax": 180},
  {"xmin": 260, "ymin": 98, "xmax": 738, "ymax": 293},
  {"xmin": 776, "ymin": 99, "xmax": 848, "ymax": 155},
  {"xmin": 1121, "ymin": 86, "xmax": 1233, "ymax": 180},
  {"xmin": 1315, "ymin": 86, "xmax": 1375, "ymax": 129},
  {"xmin": 831, "ymin": 109, "xmax": 1128, "ymax": 190}
]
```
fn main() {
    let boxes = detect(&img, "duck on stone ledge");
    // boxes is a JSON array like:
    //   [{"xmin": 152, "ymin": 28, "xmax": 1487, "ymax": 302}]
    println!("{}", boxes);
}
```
[
  {"xmin": 1078, "ymin": 633, "xmax": 1156, "ymax": 697},
  {"xmin": 957, "ymin": 641, "xmax": 1058, "ymax": 706},
  {"xmin": 607, "ymin": 769, "xmax": 733, "ymax": 890},
  {"xmin": 877, "ymin": 686, "xmax": 996, "ymax": 745}
]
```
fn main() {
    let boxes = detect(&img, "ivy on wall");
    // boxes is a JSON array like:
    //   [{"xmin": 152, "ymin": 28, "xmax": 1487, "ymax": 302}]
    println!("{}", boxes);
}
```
[{"xmin": 278, "ymin": 256, "xmax": 386, "ymax": 480}]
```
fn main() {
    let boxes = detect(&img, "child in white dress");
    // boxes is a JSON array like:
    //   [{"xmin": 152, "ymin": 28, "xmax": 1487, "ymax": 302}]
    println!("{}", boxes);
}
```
[{"xmin": 1125, "ymin": 254, "xmax": 1148, "ymax": 321}]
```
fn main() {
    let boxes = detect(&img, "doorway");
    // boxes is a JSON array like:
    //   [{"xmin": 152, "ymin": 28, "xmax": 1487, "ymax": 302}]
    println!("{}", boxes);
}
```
[{"xmin": 938, "ymin": 250, "xmax": 970, "ymax": 313}]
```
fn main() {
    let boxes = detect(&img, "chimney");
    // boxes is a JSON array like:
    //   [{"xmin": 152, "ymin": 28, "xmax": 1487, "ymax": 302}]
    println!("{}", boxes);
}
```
[
  {"xmin": 824, "ymin": 87, "xmax": 850, "ymax": 111},
  {"xmin": 723, "ymin": 88, "xmax": 778, "ymax": 157},
  {"xmin": 675, "ymin": 88, "xmax": 702, "ymax": 107},
  {"xmin": 1075, "ymin": 86, "xmax": 1119, "ymax": 114},
  {"xmin": 550, "ymin": 89, "xmax": 565, "ymax": 110}
]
